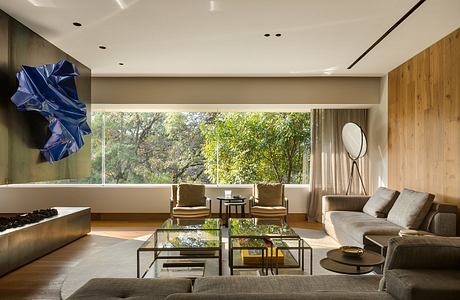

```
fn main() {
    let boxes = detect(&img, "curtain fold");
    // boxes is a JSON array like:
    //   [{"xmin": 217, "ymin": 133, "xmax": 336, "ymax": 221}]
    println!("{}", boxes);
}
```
[{"xmin": 307, "ymin": 109, "xmax": 368, "ymax": 222}]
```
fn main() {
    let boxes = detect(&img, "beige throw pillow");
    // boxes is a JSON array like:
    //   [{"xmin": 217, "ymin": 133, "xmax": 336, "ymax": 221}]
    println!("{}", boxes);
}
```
[
  {"xmin": 255, "ymin": 183, "xmax": 283, "ymax": 206},
  {"xmin": 363, "ymin": 187, "xmax": 400, "ymax": 218},
  {"xmin": 177, "ymin": 184, "xmax": 206, "ymax": 207},
  {"xmin": 387, "ymin": 189, "xmax": 434, "ymax": 229}
]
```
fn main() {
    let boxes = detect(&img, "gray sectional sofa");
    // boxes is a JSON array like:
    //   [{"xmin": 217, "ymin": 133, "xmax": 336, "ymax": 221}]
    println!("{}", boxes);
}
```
[
  {"xmin": 323, "ymin": 188, "xmax": 457, "ymax": 247},
  {"xmin": 68, "ymin": 237, "xmax": 460, "ymax": 300}
]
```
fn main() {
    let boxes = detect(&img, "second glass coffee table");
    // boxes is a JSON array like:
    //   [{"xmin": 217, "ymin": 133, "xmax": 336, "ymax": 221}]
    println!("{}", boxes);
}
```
[
  {"xmin": 228, "ymin": 218, "xmax": 312, "ymax": 275},
  {"xmin": 137, "ymin": 218, "xmax": 222, "ymax": 278}
]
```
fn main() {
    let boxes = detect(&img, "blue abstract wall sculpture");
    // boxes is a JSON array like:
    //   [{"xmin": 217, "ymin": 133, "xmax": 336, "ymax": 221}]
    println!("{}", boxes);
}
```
[{"xmin": 11, "ymin": 60, "xmax": 91, "ymax": 163}]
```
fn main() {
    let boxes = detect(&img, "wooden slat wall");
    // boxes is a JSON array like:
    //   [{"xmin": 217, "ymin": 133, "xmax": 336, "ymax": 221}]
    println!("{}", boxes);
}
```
[{"xmin": 388, "ymin": 28, "xmax": 460, "ymax": 231}]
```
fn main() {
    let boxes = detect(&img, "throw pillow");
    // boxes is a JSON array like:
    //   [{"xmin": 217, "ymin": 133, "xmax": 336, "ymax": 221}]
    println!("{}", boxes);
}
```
[
  {"xmin": 387, "ymin": 189, "xmax": 434, "ymax": 229},
  {"xmin": 363, "ymin": 187, "xmax": 400, "ymax": 218},
  {"xmin": 177, "ymin": 184, "xmax": 206, "ymax": 207},
  {"xmin": 255, "ymin": 183, "xmax": 283, "ymax": 206}
]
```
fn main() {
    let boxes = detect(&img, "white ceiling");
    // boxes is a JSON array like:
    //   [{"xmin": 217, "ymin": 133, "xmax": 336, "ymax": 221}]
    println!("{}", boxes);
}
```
[{"xmin": 0, "ymin": 0, "xmax": 459, "ymax": 76}]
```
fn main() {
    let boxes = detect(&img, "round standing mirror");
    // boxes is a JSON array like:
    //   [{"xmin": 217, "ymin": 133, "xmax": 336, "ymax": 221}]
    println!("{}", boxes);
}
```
[{"xmin": 342, "ymin": 122, "xmax": 367, "ymax": 160}]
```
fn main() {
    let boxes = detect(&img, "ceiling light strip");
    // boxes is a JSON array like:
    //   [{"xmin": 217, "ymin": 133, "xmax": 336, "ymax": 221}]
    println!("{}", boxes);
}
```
[{"xmin": 347, "ymin": 0, "xmax": 426, "ymax": 69}]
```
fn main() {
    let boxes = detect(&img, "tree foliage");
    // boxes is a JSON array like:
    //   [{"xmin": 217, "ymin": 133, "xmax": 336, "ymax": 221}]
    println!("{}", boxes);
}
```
[
  {"xmin": 100, "ymin": 112, "xmax": 214, "ymax": 183},
  {"xmin": 202, "ymin": 112, "xmax": 310, "ymax": 184},
  {"xmin": 85, "ymin": 112, "xmax": 310, "ymax": 184}
]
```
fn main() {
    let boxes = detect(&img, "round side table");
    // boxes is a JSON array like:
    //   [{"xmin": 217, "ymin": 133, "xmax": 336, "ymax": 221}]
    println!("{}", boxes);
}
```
[
  {"xmin": 216, "ymin": 196, "xmax": 246, "ymax": 226},
  {"xmin": 320, "ymin": 248, "xmax": 385, "ymax": 275},
  {"xmin": 223, "ymin": 200, "xmax": 246, "ymax": 226}
]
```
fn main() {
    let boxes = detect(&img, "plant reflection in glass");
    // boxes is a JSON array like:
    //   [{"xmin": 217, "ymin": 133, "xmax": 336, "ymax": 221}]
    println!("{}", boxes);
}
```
[
  {"xmin": 161, "ymin": 218, "xmax": 221, "ymax": 230},
  {"xmin": 229, "ymin": 218, "xmax": 297, "ymax": 237},
  {"xmin": 158, "ymin": 230, "xmax": 219, "ymax": 249}
]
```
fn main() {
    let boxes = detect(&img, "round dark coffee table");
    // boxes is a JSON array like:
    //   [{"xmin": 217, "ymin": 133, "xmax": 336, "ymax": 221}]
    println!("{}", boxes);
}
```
[{"xmin": 320, "ymin": 248, "xmax": 385, "ymax": 275}]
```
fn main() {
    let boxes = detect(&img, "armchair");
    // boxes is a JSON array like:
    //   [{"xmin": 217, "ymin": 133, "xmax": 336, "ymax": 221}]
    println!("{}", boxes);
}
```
[
  {"xmin": 170, "ymin": 184, "xmax": 211, "ymax": 219},
  {"xmin": 249, "ymin": 183, "xmax": 288, "ymax": 222}
]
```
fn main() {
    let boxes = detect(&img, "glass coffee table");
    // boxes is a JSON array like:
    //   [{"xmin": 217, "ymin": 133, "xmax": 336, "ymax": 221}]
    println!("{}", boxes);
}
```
[
  {"xmin": 228, "ymin": 218, "xmax": 312, "ymax": 275},
  {"xmin": 137, "ymin": 218, "xmax": 222, "ymax": 278}
]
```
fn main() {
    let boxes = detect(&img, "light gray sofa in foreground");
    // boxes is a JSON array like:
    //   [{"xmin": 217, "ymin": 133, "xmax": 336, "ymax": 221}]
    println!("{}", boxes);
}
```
[
  {"xmin": 323, "ymin": 188, "xmax": 457, "ymax": 248},
  {"xmin": 68, "ymin": 237, "xmax": 460, "ymax": 300}
]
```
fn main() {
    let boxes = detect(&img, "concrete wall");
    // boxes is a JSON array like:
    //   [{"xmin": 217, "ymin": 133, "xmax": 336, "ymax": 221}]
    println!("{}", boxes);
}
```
[
  {"xmin": 368, "ymin": 75, "xmax": 389, "ymax": 193},
  {"xmin": 92, "ymin": 77, "xmax": 380, "ymax": 105},
  {"xmin": 0, "ymin": 184, "xmax": 309, "ymax": 214}
]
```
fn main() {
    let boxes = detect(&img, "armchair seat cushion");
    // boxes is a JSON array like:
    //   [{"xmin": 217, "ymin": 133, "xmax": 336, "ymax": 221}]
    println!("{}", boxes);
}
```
[
  {"xmin": 173, "ymin": 206, "xmax": 210, "ymax": 217},
  {"xmin": 251, "ymin": 206, "xmax": 287, "ymax": 216},
  {"xmin": 386, "ymin": 269, "xmax": 460, "ymax": 300}
]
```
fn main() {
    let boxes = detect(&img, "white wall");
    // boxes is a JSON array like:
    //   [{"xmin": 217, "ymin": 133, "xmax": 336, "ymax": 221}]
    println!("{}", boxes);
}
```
[
  {"xmin": 0, "ymin": 184, "xmax": 309, "ymax": 214},
  {"xmin": 368, "ymin": 75, "xmax": 389, "ymax": 193}
]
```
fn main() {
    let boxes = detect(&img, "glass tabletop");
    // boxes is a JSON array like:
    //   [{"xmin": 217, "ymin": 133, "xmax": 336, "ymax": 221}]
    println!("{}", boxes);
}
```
[
  {"xmin": 270, "ymin": 238, "xmax": 311, "ymax": 249},
  {"xmin": 229, "ymin": 218, "xmax": 299, "ymax": 238},
  {"xmin": 231, "ymin": 238, "xmax": 268, "ymax": 248},
  {"xmin": 140, "ymin": 229, "xmax": 221, "ymax": 250},
  {"xmin": 159, "ymin": 218, "xmax": 221, "ymax": 230},
  {"xmin": 216, "ymin": 196, "xmax": 246, "ymax": 201}
]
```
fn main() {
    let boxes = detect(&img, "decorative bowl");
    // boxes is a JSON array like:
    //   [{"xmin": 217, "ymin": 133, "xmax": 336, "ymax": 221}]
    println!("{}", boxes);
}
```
[{"xmin": 340, "ymin": 246, "xmax": 364, "ymax": 257}]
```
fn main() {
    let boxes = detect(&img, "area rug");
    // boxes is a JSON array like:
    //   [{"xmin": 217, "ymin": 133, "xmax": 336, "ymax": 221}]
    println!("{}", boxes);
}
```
[{"xmin": 60, "ymin": 227, "xmax": 340, "ymax": 299}]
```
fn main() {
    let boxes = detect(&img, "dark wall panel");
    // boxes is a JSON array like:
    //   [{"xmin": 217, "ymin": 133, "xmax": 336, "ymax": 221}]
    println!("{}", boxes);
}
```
[
  {"xmin": 1, "ymin": 10, "xmax": 91, "ymax": 184},
  {"xmin": 0, "ymin": 11, "xmax": 9, "ymax": 184}
]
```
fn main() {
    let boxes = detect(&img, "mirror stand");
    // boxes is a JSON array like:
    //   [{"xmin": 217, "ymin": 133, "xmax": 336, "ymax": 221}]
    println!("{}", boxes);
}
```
[{"xmin": 346, "ymin": 159, "xmax": 367, "ymax": 195}]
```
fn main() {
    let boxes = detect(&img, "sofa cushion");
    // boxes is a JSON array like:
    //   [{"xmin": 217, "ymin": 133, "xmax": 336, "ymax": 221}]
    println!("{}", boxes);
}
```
[
  {"xmin": 67, "ymin": 278, "xmax": 192, "ymax": 300},
  {"xmin": 383, "ymin": 236, "xmax": 460, "ymax": 271},
  {"xmin": 193, "ymin": 275, "xmax": 382, "ymax": 294},
  {"xmin": 255, "ymin": 183, "xmax": 283, "ymax": 206},
  {"xmin": 387, "ymin": 189, "xmax": 434, "ymax": 229},
  {"xmin": 386, "ymin": 269, "xmax": 460, "ymax": 300},
  {"xmin": 166, "ymin": 292, "xmax": 395, "ymax": 300},
  {"xmin": 177, "ymin": 184, "xmax": 206, "ymax": 207},
  {"xmin": 363, "ymin": 187, "xmax": 400, "ymax": 218},
  {"xmin": 325, "ymin": 211, "xmax": 402, "ymax": 246}
]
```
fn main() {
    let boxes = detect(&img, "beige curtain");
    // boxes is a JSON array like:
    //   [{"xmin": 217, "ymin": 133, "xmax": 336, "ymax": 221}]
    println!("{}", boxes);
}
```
[{"xmin": 307, "ymin": 109, "xmax": 368, "ymax": 222}]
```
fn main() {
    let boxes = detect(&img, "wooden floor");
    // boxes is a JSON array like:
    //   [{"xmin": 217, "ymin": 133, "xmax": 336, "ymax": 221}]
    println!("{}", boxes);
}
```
[{"xmin": 0, "ymin": 219, "xmax": 321, "ymax": 300}]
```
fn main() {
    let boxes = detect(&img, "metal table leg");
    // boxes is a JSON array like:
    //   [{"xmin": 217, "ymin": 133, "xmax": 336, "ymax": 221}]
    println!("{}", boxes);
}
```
[
  {"xmin": 219, "ymin": 200, "xmax": 223, "ymax": 221},
  {"xmin": 261, "ymin": 248, "xmax": 265, "ymax": 275},
  {"xmin": 219, "ymin": 241, "xmax": 223, "ymax": 275},
  {"xmin": 137, "ymin": 250, "xmax": 140, "ymax": 278},
  {"xmin": 226, "ymin": 205, "xmax": 231, "ymax": 227}
]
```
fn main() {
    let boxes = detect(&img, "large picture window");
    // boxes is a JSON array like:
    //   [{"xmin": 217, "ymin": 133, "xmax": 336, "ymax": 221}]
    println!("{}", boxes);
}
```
[{"xmin": 45, "ymin": 111, "xmax": 311, "ymax": 185}]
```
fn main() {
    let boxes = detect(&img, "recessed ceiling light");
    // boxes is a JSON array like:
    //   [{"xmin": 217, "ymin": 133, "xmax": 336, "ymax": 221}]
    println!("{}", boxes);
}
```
[
  {"xmin": 115, "ymin": 0, "xmax": 127, "ymax": 9},
  {"xmin": 73, "ymin": 22, "xmax": 82, "ymax": 27},
  {"xmin": 264, "ymin": 34, "xmax": 270, "ymax": 37},
  {"xmin": 118, "ymin": 62, "xmax": 124, "ymax": 66},
  {"xmin": 209, "ymin": 0, "xmax": 221, "ymax": 12},
  {"xmin": 275, "ymin": 33, "xmax": 282, "ymax": 37},
  {"xmin": 99, "ymin": 46, "xmax": 107, "ymax": 50}
]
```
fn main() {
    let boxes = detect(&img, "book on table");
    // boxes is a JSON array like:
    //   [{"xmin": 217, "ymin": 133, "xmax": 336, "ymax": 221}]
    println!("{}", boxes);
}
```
[{"xmin": 241, "ymin": 240, "xmax": 285, "ymax": 265}]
